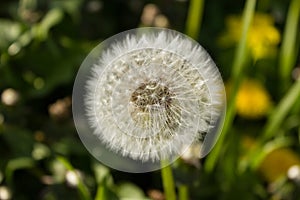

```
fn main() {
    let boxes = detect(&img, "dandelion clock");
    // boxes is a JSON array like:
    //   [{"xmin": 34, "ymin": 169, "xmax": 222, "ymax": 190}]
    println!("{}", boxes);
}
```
[{"xmin": 72, "ymin": 28, "xmax": 226, "ymax": 172}]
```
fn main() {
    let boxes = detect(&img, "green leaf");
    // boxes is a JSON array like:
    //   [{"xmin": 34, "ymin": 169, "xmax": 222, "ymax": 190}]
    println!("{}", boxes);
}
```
[
  {"xmin": 56, "ymin": 156, "xmax": 92, "ymax": 200},
  {"xmin": 185, "ymin": 0, "xmax": 205, "ymax": 40},
  {"xmin": 31, "ymin": 142, "xmax": 51, "ymax": 160},
  {"xmin": 116, "ymin": 182, "xmax": 147, "ymax": 199},
  {"xmin": 34, "ymin": 8, "xmax": 64, "ymax": 40},
  {"xmin": 279, "ymin": 0, "xmax": 300, "ymax": 87},
  {"xmin": 93, "ymin": 163, "xmax": 112, "ymax": 185},
  {"xmin": 0, "ymin": 19, "xmax": 22, "ymax": 50},
  {"xmin": 5, "ymin": 157, "xmax": 35, "ymax": 186},
  {"xmin": 52, "ymin": 137, "xmax": 87, "ymax": 156},
  {"xmin": 204, "ymin": 0, "xmax": 257, "ymax": 172},
  {"xmin": 51, "ymin": 0, "xmax": 83, "ymax": 21},
  {"xmin": 2, "ymin": 128, "xmax": 34, "ymax": 157},
  {"xmin": 262, "ymin": 79, "xmax": 300, "ymax": 141}
]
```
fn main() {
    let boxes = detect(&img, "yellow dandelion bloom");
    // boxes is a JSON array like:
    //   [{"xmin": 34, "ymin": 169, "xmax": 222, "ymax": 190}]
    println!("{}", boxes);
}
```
[
  {"xmin": 219, "ymin": 13, "xmax": 281, "ymax": 59},
  {"xmin": 259, "ymin": 148, "xmax": 300, "ymax": 182},
  {"xmin": 227, "ymin": 79, "xmax": 272, "ymax": 119}
]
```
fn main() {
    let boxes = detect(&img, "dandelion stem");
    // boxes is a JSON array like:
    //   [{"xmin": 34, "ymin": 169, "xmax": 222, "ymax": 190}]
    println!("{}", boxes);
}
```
[
  {"xmin": 279, "ymin": 0, "xmax": 300, "ymax": 88},
  {"xmin": 178, "ymin": 184, "xmax": 189, "ymax": 200},
  {"xmin": 161, "ymin": 160, "xmax": 176, "ymax": 200},
  {"xmin": 204, "ymin": 0, "xmax": 256, "ymax": 172},
  {"xmin": 185, "ymin": 0, "xmax": 205, "ymax": 40},
  {"xmin": 95, "ymin": 184, "xmax": 105, "ymax": 200}
]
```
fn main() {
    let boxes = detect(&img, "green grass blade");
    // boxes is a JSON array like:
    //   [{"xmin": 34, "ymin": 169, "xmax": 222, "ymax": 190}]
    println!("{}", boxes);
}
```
[
  {"xmin": 204, "ymin": 0, "xmax": 257, "ymax": 172},
  {"xmin": 279, "ymin": 0, "xmax": 300, "ymax": 86},
  {"xmin": 185, "ymin": 0, "xmax": 205, "ymax": 40},
  {"xmin": 261, "ymin": 79, "xmax": 300, "ymax": 141}
]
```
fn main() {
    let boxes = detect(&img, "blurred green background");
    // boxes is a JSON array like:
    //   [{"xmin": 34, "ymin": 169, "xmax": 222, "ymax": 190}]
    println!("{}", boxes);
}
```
[{"xmin": 0, "ymin": 0, "xmax": 300, "ymax": 199}]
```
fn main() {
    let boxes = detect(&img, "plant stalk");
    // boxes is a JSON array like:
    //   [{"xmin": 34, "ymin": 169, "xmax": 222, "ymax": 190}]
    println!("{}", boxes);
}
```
[
  {"xmin": 185, "ymin": 0, "xmax": 205, "ymax": 40},
  {"xmin": 161, "ymin": 160, "xmax": 176, "ymax": 200},
  {"xmin": 204, "ymin": 0, "xmax": 257, "ymax": 172}
]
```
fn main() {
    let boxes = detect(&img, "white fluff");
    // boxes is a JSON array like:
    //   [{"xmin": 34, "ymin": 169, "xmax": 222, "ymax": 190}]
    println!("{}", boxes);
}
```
[{"xmin": 85, "ymin": 28, "xmax": 225, "ymax": 162}]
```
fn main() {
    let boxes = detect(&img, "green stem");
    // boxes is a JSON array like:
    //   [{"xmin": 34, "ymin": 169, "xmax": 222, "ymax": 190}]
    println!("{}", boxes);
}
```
[
  {"xmin": 57, "ymin": 156, "xmax": 92, "ymax": 200},
  {"xmin": 178, "ymin": 184, "xmax": 189, "ymax": 200},
  {"xmin": 279, "ymin": 0, "xmax": 300, "ymax": 87},
  {"xmin": 204, "ymin": 0, "xmax": 257, "ymax": 172},
  {"xmin": 95, "ymin": 184, "xmax": 105, "ymax": 200},
  {"xmin": 161, "ymin": 160, "xmax": 176, "ymax": 200},
  {"xmin": 185, "ymin": 0, "xmax": 205, "ymax": 40}
]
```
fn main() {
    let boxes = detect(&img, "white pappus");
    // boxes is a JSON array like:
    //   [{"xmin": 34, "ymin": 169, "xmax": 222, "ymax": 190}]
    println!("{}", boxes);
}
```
[{"xmin": 84, "ymin": 28, "xmax": 225, "ymax": 162}]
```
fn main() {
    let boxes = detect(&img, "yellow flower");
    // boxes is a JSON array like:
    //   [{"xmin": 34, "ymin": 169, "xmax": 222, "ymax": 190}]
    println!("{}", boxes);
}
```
[
  {"xmin": 219, "ymin": 13, "xmax": 281, "ymax": 59},
  {"xmin": 259, "ymin": 148, "xmax": 300, "ymax": 182},
  {"xmin": 227, "ymin": 79, "xmax": 272, "ymax": 119}
]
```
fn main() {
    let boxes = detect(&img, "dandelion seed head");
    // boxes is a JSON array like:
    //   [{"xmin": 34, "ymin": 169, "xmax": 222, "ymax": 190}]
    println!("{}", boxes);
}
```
[{"xmin": 73, "ymin": 28, "xmax": 226, "ymax": 172}]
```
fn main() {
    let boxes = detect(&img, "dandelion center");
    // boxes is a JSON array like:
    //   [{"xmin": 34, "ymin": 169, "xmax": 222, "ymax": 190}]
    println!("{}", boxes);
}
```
[
  {"xmin": 130, "ymin": 80, "xmax": 180, "ymax": 131},
  {"xmin": 131, "ymin": 81, "xmax": 171, "ymax": 109}
]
